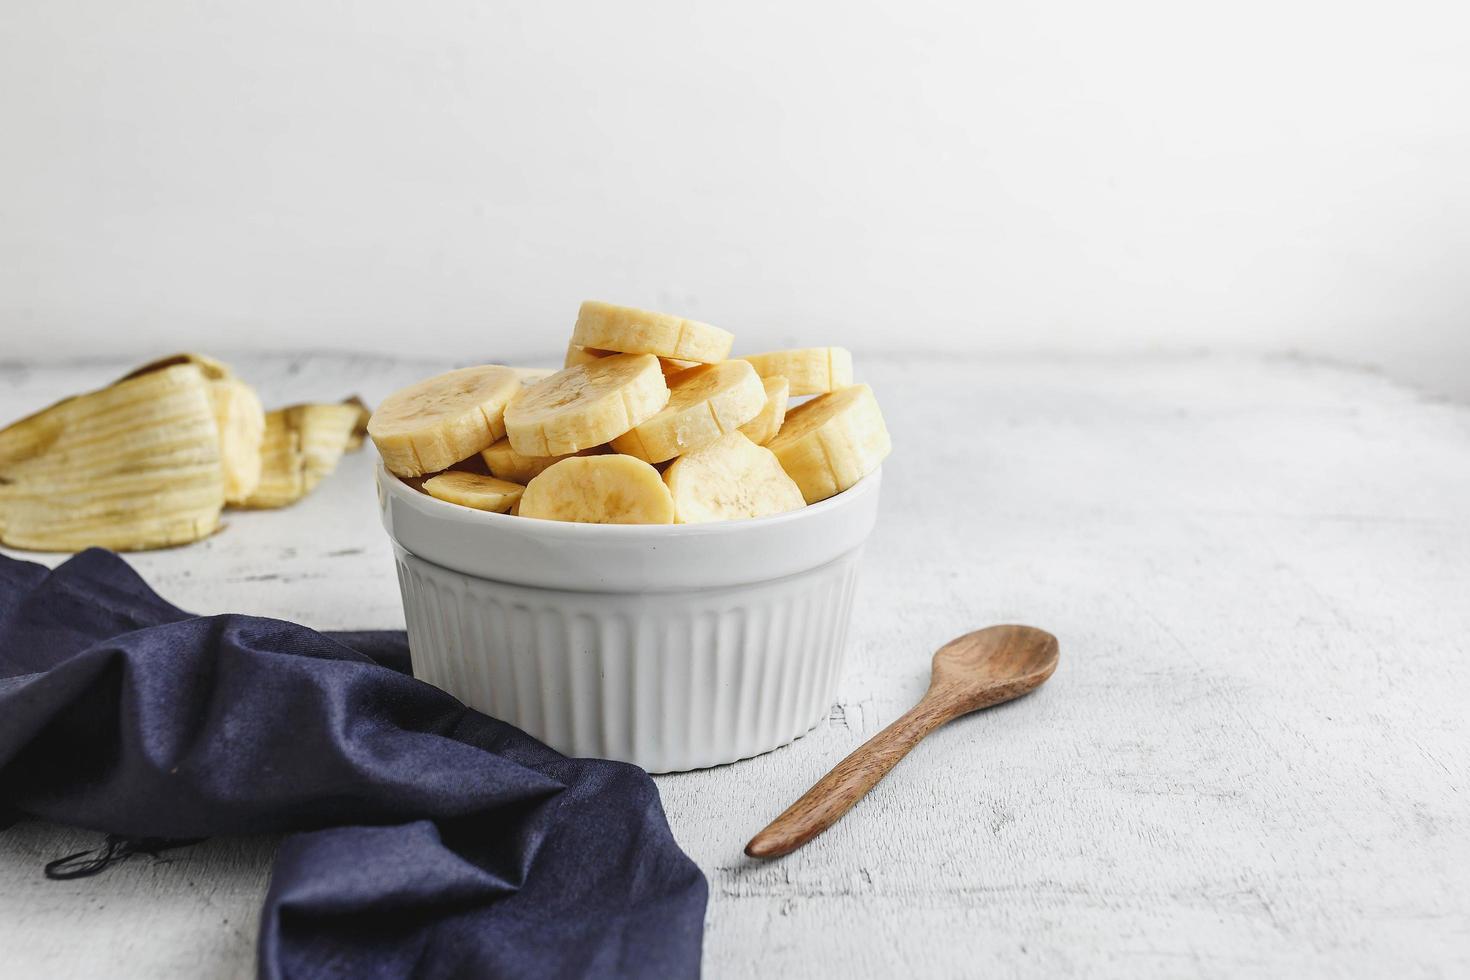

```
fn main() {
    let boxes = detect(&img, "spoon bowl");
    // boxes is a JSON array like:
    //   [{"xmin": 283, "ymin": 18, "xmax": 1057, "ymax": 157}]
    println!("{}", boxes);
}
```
[{"xmin": 930, "ymin": 625, "xmax": 1060, "ymax": 709}]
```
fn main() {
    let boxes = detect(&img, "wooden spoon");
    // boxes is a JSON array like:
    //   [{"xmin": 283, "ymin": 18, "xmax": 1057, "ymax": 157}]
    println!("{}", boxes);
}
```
[{"xmin": 745, "ymin": 624, "xmax": 1059, "ymax": 859}]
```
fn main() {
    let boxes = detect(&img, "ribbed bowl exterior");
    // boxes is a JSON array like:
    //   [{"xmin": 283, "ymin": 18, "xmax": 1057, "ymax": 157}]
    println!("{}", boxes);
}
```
[{"xmin": 394, "ymin": 545, "xmax": 863, "ymax": 772}]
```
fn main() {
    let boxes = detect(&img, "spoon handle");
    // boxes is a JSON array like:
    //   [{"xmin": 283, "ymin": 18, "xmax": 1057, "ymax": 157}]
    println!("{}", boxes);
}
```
[{"xmin": 745, "ymin": 690, "xmax": 963, "ymax": 859}]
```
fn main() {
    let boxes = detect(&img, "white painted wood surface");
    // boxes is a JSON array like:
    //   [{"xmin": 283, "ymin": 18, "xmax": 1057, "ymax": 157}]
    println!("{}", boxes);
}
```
[{"xmin": 2, "ymin": 352, "xmax": 1467, "ymax": 978}]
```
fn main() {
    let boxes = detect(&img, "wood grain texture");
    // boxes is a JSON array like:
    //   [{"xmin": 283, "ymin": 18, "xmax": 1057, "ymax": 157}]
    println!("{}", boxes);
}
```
[
  {"xmin": 747, "ymin": 626, "xmax": 1059, "ymax": 858},
  {"xmin": 2, "ymin": 351, "xmax": 1468, "ymax": 978}
]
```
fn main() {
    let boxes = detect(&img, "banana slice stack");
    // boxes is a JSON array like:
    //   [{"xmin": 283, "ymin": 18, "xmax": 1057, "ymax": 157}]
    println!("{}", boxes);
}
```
[
  {"xmin": 0, "ymin": 354, "xmax": 370, "ymax": 551},
  {"xmin": 374, "ymin": 300, "xmax": 891, "ymax": 525}
]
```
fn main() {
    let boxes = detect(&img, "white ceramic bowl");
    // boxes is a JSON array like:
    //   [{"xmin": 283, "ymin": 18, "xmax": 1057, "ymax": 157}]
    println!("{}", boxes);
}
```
[{"xmin": 375, "ymin": 462, "xmax": 882, "ymax": 772}]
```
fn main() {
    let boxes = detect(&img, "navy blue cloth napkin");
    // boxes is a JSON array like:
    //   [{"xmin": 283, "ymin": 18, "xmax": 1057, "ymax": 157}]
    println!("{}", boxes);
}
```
[{"xmin": 0, "ymin": 549, "xmax": 707, "ymax": 979}]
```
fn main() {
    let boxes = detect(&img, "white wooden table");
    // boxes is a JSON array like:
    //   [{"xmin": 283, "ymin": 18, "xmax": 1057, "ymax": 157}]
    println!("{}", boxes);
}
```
[{"xmin": 3, "ymin": 352, "xmax": 1467, "ymax": 978}]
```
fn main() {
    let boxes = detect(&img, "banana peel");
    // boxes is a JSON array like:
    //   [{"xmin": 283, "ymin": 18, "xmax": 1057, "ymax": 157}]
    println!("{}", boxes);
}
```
[
  {"xmin": 241, "ymin": 400, "xmax": 370, "ymax": 509},
  {"xmin": 123, "ymin": 355, "xmax": 370, "ymax": 509},
  {"xmin": 122, "ymin": 353, "xmax": 266, "ymax": 504},
  {"xmin": 0, "ymin": 363, "xmax": 225, "ymax": 551},
  {"xmin": 0, "ymin": 353, "xmax": 371, "ymax": 551}
]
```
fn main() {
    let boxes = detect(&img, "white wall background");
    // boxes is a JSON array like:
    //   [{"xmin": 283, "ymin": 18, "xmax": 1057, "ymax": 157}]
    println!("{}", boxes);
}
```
[{"xmin": 2, "ymin": 1, "xmax": 1467, "ymax": 397}]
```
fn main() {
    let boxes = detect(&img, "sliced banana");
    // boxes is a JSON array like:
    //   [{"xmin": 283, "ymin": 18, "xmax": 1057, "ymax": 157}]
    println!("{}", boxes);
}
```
[
  {"xmin": 504, "ymin": 353, "xmax": 669, "ymax": 457},
  {"xmin": 422, "ymin": 471, "xmax": 524, "ymax": 513},
  {"xmin": 564, "ymin": 343, "xmax": 609, "ymax": 369},
  {"xmin": 766, "ymin": 384, "xmax": 891, "ymax": 504},
  {"xmin": 481, "ymin": 438, "xmax": 545, "ymax": 483},
  {"xmin": 567, "ymin": 343, "xmax": 697, "ymax": 377},
  {"xmin": 609, "ymin": 360, "xmax": 765, "ymax": 463},
  {"xmin": 519, "ymin": 455, "xmax": 674, "ymax": 524},
  {"xmin": 243, "ymin": 402, "xmax": 364, "ymax": 509},
  {"xmin": 741, "ymin": 347, "xmax": 853, "ymax": 396},
  {"xmin": 499, "ymin": 369, "xmax": 553, "ymax": 419},
  {"xmin": 480, "ymin": 439, "xmax": 605, "ymax": 484},
  {"xmin": 0, "ymin": 363, "xmax": 224, "ymax": 552},
  {"xmin": 659, "ymin": 356, "xmax": 702, "ymax": 377},
  {"xmin": 572, "ymin": 300, "xmax": 734, "ymax": 363},
  {"xmin": 738, "ymin": 376, "xmax": 790, "ymax": 446},
  {"xmin": 368, "ymin": 365, "xmax": 521, "ymax": 477},
  {"xmin": 513, "ymin": 367, "xmax": 559, "ymax": 386},
  {"xmin": 662, "ymin": 431, "xmax": 805, "ymax": 524}
]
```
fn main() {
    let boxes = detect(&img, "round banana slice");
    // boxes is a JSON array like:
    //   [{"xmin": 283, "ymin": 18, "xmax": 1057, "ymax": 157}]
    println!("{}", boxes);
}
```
[
  {"xmin": 571, "ymin": 301, "xmax": 734, "ymax": 364},
  {"xmin": 766, "ymin": 384, "xmax": 891, "ymax": 504},
  {"xmin": 609, "ymin": 360, "xmax": 766, "ymax": 463},
  {"xmin": 513, "ymin": 367, "xmax": 558, "ymax": 386},
  {"xmin": 421, "ymin": 471, "xmax": 524, "ymax": 513},
  {"xmin": 504, "ymin": 353, "xmax": 669, "ymax": 457},
  {"xmin": 738, "ymin": 376, "xmax": 790, "ymax": 446},
  {"xmin": 662, "ymin": 431, "xmax": 805, "ymax": 524},
  {"xmin": 480, "ymin": 439, "xmax": 606, "ymax": 484},
  {"xmin": 481, "ymin": 438, "xmax": 556, "ymax": 483},
  {"xmin": 519, "ymin": 455, "xmax": 674, "ymax": 524},
  {"xmin": 657, "ymin": 359, "xmax": 698, "ymax": 377},
  {"xmin": 564, "ymin": 343, "xmax": 608, "ymax": 368},
  {"xmin": 741, "ymin": 347, "xmax": 853, "ymax": 396},
  {"xmin": 567, "ymin": 343, "xmax": 699, "ymax": 377},
  {"xmin": 368, "ymin": 365, "xmax": 521, "ymax": 477}
]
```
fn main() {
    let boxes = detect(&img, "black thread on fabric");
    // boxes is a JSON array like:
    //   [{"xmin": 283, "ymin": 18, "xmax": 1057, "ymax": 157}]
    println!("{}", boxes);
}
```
[{"xmin": 43, "ymin": 834, "xmax": 204, "ymax": 880}]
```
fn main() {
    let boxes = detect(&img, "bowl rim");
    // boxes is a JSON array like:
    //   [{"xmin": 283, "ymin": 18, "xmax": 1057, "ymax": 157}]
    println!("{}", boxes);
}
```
[{"xmin": 377, "ymin": 459, "xmax": 881, "ymax": 538}]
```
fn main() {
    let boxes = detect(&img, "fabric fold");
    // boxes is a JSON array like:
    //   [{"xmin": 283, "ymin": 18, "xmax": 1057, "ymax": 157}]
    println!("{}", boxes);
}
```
[{"xmin": 0, "ymin": 549, "xmax": 706, "ymax": 979}]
